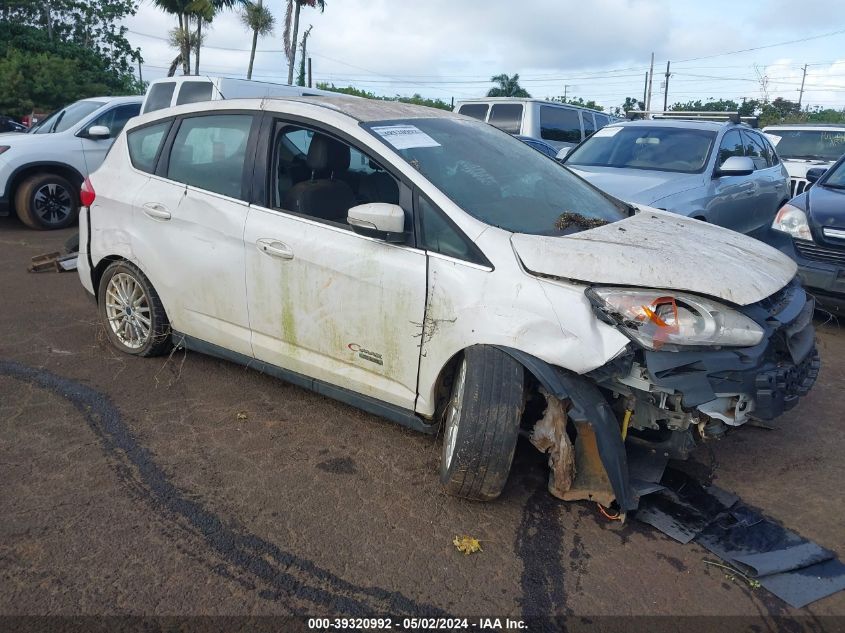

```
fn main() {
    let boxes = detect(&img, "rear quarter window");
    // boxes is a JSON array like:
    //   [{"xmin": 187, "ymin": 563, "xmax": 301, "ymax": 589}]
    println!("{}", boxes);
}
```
[
  {"xmin": 176, "ymin": 81, "xmax": 214, "ymax": 106},
  {"xmin": 144, "ymin": 82, "xmax": 176, "ymax": 114},
  {"xmin": 126, "ymin": 121, "xmax": 171, "ymax": 173},
  {"xmin": 488, "ymin": 103, "xmax": 523, "ymax": 134},
  {"xmin": 457, "ymin": 104, "xmax": 489, "ymax": 121},
  {"xmin": 540, "ymin": 106, "xmax": 581, "ymax": 143}
]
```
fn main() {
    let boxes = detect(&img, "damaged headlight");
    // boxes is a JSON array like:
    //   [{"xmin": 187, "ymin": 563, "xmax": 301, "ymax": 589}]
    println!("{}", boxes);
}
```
[
  {"xmin": 587, "ymin": 287, "xmax": 764, "ymax": 351},
  {"xmin": 772, "ymin": 203, "xmax": 812, "ymax": 241}
]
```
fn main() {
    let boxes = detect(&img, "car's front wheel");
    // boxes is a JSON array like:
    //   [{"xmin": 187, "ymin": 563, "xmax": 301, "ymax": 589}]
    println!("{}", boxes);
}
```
[
  {"xmin": 440, "ymin": 345, "xmax": 524, "ymax": 500},
  {"xmin": 98, "ymin": 261, "xmax": 172, "ymax": 357},
  {"xmin": 14, "ymin": 172, "xmax": 79, "ymax": 230}
]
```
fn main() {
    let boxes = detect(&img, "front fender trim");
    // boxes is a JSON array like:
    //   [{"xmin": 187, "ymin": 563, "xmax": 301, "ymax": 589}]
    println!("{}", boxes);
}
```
[{"xmin": 496, "ymin": 346, "xmax": 638, "ymax": 511}]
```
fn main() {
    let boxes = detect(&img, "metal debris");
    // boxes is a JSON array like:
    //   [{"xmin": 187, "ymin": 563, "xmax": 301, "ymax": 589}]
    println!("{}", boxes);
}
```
[{"xmin": 28, "ymin": 251, "xmax": 77, "ymax": 273}]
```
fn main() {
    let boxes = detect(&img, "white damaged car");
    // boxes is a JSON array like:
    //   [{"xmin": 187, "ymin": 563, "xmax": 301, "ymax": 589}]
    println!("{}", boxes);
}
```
[{"xmin": 77, "ymin": 97, "xmax": 820, "ymax": 511}]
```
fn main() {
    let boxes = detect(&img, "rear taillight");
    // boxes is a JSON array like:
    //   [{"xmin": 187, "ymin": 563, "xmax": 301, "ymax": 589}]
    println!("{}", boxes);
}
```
[{"xmin": 80, "ymin": 177, "xmax": 95, "ymax": 207}]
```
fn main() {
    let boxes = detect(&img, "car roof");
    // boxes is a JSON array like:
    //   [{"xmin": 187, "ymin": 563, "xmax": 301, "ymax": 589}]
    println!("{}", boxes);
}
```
[
  {"xmin": 607, "ymin": 119, "xmax": 740, "ymax": 132},
  {"xmin": 763, "ymin": 123, "xmax": 845, "ymax": 130},
  {"xmin": 82, "ymin": 95, "xmax": 144, "ymax": 105}
]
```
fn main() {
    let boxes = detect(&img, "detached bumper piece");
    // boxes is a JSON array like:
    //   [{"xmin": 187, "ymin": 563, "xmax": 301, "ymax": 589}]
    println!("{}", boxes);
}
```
[
  {"xmin": 754, "ymin": 347, "xmax": 820, "ymax": 419},
  {"xmin": 637, "ymin": 469, "xmax": 845, "ymax": 608}
]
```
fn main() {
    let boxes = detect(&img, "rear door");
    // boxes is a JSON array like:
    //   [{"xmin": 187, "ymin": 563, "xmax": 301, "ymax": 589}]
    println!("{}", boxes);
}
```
[
  {"xmin": 130, "ymin": 111, "xmax": 259, "ymax": 355},
  {"xmin": 243, "ymin": 116, "xmax": 427, "ymax": 410}
]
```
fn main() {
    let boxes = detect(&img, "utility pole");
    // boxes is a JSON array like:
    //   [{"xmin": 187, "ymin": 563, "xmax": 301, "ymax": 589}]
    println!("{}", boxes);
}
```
[
  {"xmin": 645, "ymin": 52, "xmax": 654, "ymax": 115},
  {"xmin": 307, "ymin": 57, "xmax": 312, "ymax": 88},
  {"xmin": 798, "ymin": 63, "xmax": 808, "ymax": 109},
  {"xmin": 642, "ymin": 72, "xmax": 648, "ymax": 111},
  {"xmin": 298, "ymin": 25, "xmax": 313, "ymax": 87},
  {"xmin": 663, "ymin": 61, "xmax": 671, "ymax": 111},
  {"xmin": 138, "ymin": 59, "xmax": 143, "ymax": 84},
  {"xmin": 563, "ymin": 84, "xmax": 569, "ymax": 101}
]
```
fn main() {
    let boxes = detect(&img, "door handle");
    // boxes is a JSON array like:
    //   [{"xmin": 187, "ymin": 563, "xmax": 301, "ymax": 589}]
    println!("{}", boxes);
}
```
[
  {"xmin": 256, "ymin": 238, "xmax": 294, "ymax": 260},
  {"xmin": 142, "ymin": 202, "xmax": 171, "ymax": 220}
]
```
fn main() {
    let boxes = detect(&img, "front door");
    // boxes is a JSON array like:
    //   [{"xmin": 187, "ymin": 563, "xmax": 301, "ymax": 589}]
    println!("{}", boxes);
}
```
[
  {"xmin": 244, "ymin": 122, "xmax": 427, "ymax": 409},
  {"xmin": 707, "ymin": 129, "xmax": 757, "ymax": 234}
]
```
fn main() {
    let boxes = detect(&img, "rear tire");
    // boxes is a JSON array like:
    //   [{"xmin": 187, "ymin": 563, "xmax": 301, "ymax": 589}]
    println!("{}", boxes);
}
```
[
  {"xmin": 14, "ymin": 172, "xmax": 79, "ymax": 230},
  {"xmin": 440, "ymin": 345, "xmax": 524, "ymax": 501},
  {"xmin": 98, "ymin": 261, "xmax": 172, "ymax": 357}
]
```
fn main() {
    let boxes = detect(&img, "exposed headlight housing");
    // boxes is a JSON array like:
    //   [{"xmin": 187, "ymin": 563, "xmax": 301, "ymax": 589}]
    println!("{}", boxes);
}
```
[
  {"xmin": 772, "ymin": 203, "xmax": 811, "ymax": 241},
  {"xmin": 587, "ymin": 287, "xmax": 764, "ymax": 351}
]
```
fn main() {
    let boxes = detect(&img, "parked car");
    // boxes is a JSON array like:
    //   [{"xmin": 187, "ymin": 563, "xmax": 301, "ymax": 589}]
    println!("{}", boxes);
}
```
[
  {"xmin": 0, "ymin": 116, "xmax": 27, "ymax": 133},
  {"xmin": 562, "ymin": 118, "xmax": 790, "ymax": 236},
  {"xmin": 454, "ymin": 98, "xmax": 621, "ymax": 149},
  {"xmin": 516, "ymin": 135, "xmax": 562, "ymax": 160},
  {"xmin": 762, "ymin": 124, "xmax": 845, "ymax": 198},
  {"xmin": 0, "ymin": 95, "xmax": 142, "ymax": 229},
  {"xmin": 78, "ymin": 97, "xmax": 817, "ymax": 510},
  {"xmin": 766, "ymin": 155, "xmax": 845, "ymax": 311},
  {"xmin": 141, "ymin": 76, "xmax": 343, "ymax": 116}
]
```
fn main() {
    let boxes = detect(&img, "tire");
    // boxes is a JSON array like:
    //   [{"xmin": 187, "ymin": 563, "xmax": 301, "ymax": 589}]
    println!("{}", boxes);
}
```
[
  {"xmin": 14, "ymin": 172, "xmax": 79, "ymax": 230},
  {"xmin": 97, "ymin": 261, "xmax": 172, "ymax": 357},
  {"xmin": 440, "ymin": 345, "xmax": 525, "ymax": 501}
]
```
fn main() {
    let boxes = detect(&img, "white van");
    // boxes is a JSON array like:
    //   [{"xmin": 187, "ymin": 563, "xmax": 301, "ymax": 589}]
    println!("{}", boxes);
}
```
[
  {"xmin": 454, "ymin": 97, "xmax": 622, "ymax": 149},
  {"xmin": 141, "ymin": 76, "xmax": 342, "ymax": 115}
]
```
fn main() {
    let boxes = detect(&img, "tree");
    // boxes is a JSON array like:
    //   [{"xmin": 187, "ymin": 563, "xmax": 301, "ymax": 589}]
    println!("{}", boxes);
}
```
[
  {"xmin": 670, "ymin": 98, "xmax": 741, "ymax": 112},
  {"xmin": 486, "ymin": 73, "xmax": 530, "ymax": 98},
  {"xmin": 194, "ymin": 0, "xmax": 244, "ymax": 75},
  {"xmin": 284, "ymin": 0, "xmax": 325, "ymax": 86},
  {"xmin": 240, "ymin": 0, "xmax": 275, "ymax": 80},
  {"xmin": 315, "ymin": 83, "xmax": 452, "ymax": 111},
  {"xmin": 551, "ymin": 96, "xmax": 603, "ymax": 111},
  {"xmin": 0, "ymin": 0, "xmax": 143, "ymax": 116}
]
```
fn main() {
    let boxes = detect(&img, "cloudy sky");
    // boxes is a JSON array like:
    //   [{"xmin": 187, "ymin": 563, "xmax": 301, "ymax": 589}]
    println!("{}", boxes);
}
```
[{"xmin": 125, "ymin": 0, "xmax": 845, "ymax": 112}]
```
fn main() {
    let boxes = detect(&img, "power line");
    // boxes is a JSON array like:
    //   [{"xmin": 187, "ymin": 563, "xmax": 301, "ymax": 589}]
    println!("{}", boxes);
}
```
[{"xmin": 673, "ymin": 29, "xmax": 845, "ymax": 63}]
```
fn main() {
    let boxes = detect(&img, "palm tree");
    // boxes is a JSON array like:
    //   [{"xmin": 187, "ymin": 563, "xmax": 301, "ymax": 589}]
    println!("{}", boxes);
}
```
[
  {"xmin": 195, "ymin": 0, "xmax": 245, "ymax": 75},
  {"xmin": 487, "ymin": 73, "xmax": 531, "ymax": 98},
  {"xmin": 284, "ymin": 0, "xmax": 325, "ymax": 85},
  {"xmin": 240, "ymin": 0, "xmax": 275, "ymax": 80},
  {"xmin": 152, "ymin": 0, "xmax": 194, "ymax": 75}
]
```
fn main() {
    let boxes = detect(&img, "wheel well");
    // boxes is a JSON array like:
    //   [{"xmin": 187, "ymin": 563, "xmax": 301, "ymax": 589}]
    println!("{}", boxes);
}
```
[
  {"xmin": 8, "ymin": 163, "xmax": 84, "ymax": 206},
  {"xmin": 91, "ymin": 255, "xmax": 126, "ymax": 296},
  {"xmin": 693, "ymin": 214, "xmax": 707, "ymax": 222}
]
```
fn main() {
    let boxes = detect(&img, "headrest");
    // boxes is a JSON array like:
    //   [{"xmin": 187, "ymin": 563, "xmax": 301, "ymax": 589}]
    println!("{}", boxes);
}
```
[{"xmin": 307, "ymin": 134, "xmax": 350, "ymax": 172}]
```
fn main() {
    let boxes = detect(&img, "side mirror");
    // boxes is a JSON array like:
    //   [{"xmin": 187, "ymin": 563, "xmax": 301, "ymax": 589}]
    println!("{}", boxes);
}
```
[
  {"xmin": 555, "ymin": 147, "xmax": 570, "ymax": 162},
  {"xmin": 85, "ymin": 125, "xmax": 111, "ymax": 140},
  {"xmin": 347, "ymin": 203, "xmax": 406, "ymax": 243},
  {"xmin": 716, "ymin": 155, "xmax": 754, "ymax": 177},
  {"xmin": 806, "ymin": 167, "xmax": 826, "ymax": 184}
]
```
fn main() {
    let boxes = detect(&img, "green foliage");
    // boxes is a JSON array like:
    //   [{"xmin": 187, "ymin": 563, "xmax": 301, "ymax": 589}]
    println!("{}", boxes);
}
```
[
  {"xmin": 316, "ymin": 83, "xmax": 453, "ymax": 111},
  {"xmin": 0, "ymin": 1, "xmax": 142, "ymax": 116},
  {"xmin": 487, "ymin": 73, "xmax": 530, "ymax": 98},
  {"xmin": 550, "ymin": 96, "xmax": 604, "ymax": 111},
  {"xmin": 669, "ymin": 96, "xmax": 845, "ymax": 127}
]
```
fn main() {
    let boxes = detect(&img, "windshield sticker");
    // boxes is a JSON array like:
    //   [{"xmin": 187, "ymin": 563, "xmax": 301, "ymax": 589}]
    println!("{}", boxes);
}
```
[
  {"xmin": 594, "ymin": 126, "xmax": 622, "ymax": 138},
  {"xmin": 372, "ymin": 125, "xmax": 441, "ymax": 150},
  {"xmin": 764, "ymin": 133, "xmax": 782, "ymax": 146}
]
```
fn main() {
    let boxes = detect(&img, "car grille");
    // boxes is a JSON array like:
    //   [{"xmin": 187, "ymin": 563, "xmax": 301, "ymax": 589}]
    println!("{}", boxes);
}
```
[
  {"xmin": 789, "ymin": 177, "xmax": 810, "ymax": 198},
  {"xmin": 794, "ymin": 239, "xmax": 845, "ymax": 266}
]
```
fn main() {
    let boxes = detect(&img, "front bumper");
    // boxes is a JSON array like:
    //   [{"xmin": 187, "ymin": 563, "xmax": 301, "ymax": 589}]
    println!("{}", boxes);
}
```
[
  {"xmin": 765, "ymin": 229, "xmax": 845, "ymax": 309},
  {"xmin": 642, "ymin": 280, "xmax": 819, "ymax": 422}
]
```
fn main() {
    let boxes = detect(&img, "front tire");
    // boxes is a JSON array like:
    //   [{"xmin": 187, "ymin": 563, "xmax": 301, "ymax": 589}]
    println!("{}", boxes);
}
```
[
  {"xmin": 14, "ymin": 173, "xmax": 79, "ymax": 230},
  {"xmin": 440, "ymin": 345, "xmax": 525, "ymax": 500},
  {"xmin": 98, "ymin": 261, "xmax": 172, "ymax": 357}
]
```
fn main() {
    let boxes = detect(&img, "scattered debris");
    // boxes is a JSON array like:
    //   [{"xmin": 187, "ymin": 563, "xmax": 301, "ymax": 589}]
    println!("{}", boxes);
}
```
[
  {"xmin": 530, "ymin": 390, "xmax": 575, "ymax": 498},
  {"xmin": 554, "ymin": 211, "xmax": 609, "ymax": 231},
  {"xmin": 453, "ymin": 535, "xmax": 482, "ymax": 555},
  {"xmin": 236, "ymin": 411, "xmax": 248, "ymax": 421},
  {"xmin": 28, "ymin": 251, "xmax": 77, "ymax": 273},
  {"xmin": 703, "ymin": 559, "xmax": 761, "ymax": 590}
]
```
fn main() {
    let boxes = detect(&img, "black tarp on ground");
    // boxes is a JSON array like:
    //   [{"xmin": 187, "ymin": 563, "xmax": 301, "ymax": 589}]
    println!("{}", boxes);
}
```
[{"xmin": 635, "ymin": 468, "xmax": 845, "ymax": 609}]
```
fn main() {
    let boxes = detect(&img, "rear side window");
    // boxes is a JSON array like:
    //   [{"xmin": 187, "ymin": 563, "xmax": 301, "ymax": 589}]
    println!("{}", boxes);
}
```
[
  {"xmin": 540, "ymin": 106, "xmax": 581, "ymax": 143},
  {"xmin": 167, "ymin": 114, "xmax": 253, "ymax": 199},
  {"xmin": 144, "ymin": 82, "xmax": 176, "ymax": 113},
  {"xmin": 176, "ymin": 82, "xmax": 214, "ymax": 106},
  {"xmin": 458, "ymin": 104, "xmax": 489, "ymax": 121},
  {"xmin": 127, "ymin": 121, "xmax": 171, "ymax": 173},
  {"xmin": 488, "ymin": 104, "xmax": 523, "ymax": 134},
  {"xmin": 582, "ymin": 112, "xmax": 596, "ymax": 139},
  {"xmin": 595, "ymin": 114, "xmax": 610, "ymax": 129}
]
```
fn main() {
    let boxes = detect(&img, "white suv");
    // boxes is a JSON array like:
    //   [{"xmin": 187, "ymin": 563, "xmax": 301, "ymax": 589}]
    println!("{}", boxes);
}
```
[
  {"xmin": 0, "ymin": 96, "xmax": 142, "ymax": 229},
  {"xmin": 78, "ymin": 97, "xmax": 819, "ymax": 510},
  {"xmin": 763, "ymin": 124, "xmax": 845, "ymax": 197}
]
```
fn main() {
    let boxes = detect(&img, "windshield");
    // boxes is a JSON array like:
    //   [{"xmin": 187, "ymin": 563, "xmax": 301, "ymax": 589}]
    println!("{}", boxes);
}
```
[
  {"xmin": 29, "ymin": 100, "xmax": 104, "ymax": 134},
  {"xmin": 363, "ymin": 117, "xmax": 627, "ymax": 235},
  {"xmin": 766, "ymin": 129, "xmax": 845, "ymax": 162},
  {"xmin": 824, "ymin": 160, "xmax": 845, "ymax": 188},
  {"xmin": 566, "ymin": 125, "xmax": 717, "ymax": 174}
]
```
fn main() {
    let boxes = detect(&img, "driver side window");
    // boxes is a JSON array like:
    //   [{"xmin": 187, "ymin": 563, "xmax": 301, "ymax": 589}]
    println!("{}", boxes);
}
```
[
  {"xmin": 87, "ymin": 104, "xmax": 141, "ymax": 139},
  {"xmin": 271, "ymin": 124, "xmax": 400, "ymax": 227},
  {"xmin": 717, "ymin": 130, "xmax": 744, "ymax": 168}
]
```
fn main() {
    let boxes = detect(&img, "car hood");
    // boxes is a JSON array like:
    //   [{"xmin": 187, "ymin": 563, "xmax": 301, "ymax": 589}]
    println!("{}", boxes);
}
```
[
  {"xmin": 808, "ymin": 184, "xmax": 845, "ymax": 226},
  {"xmin": 568, "ymin": 165, "xmax": 702, "ymax": 204},
  {"xmin": 511, "ymin": 207, "xmax": 796, "ymax": 306}
]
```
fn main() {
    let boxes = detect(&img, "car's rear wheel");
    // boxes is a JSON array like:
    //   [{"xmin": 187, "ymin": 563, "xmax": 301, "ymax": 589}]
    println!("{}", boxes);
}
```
[
  {"xmin": 440, "ymin": 345, "xmax": 525, "ymax": 501},
  {"xmin": 98, "ymin": 261, "xmax": 171, "ymax": 357},
  {"xmin": 14, "ymin": 173, "xmax": 79, "ymax": 230}
]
